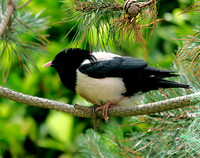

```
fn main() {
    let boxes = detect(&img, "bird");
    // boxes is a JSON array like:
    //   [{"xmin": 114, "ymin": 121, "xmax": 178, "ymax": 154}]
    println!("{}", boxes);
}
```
[{"xmin": 43, "ymin": 48, "xmax": 190, "ymax": 122}]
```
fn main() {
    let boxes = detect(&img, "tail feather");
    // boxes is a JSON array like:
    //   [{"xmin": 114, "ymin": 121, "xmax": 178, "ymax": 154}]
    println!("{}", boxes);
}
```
[
  {"xmin": 143, "ymin": 66, "xmax": 190, "ymax": 89},
  {"xmin": 123, "ymin": 67, "xmax": 190, "ymax": 96},
  {"xmin": 140, "ymin": 78, "xmax": 190, "ymax": 93},
  {"xmin": 157, "ymin": 79, "xmax": 190, "ymax": 89},
  {"xmin": 144, "ymin": 66, "xmax": 179, "ymax": 78}
]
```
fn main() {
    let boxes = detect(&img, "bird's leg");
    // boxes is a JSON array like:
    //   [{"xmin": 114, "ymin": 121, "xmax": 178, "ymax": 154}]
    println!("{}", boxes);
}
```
[{"xmin": 96, "ymin": 97, "xmax": 129, "ymax": 123}]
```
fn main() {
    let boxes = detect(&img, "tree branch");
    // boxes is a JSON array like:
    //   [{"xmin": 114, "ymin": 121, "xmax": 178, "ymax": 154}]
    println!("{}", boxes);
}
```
[
  {"xmin": 0, "ymin": 0, "xmax": 16, "ymax": 37},
  {"xmin": 16, "ymin": 0, "xmax": 32, "ymax": 10},
  {"xmin": 0, "ymin": 86, "xmax": 199, "ymax": 119}
]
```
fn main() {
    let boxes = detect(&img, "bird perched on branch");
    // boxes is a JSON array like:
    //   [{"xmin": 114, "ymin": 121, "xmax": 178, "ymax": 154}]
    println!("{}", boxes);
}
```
[{"xmin": 43, "ymin": 48, "xmax": 190, "ymax": 122}]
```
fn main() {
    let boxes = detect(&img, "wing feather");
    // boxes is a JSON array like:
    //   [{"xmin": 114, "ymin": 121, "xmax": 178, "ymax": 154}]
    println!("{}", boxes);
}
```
[{"xmin": 79, "ymin": 57, "xmax": 148, "ymax": 78}]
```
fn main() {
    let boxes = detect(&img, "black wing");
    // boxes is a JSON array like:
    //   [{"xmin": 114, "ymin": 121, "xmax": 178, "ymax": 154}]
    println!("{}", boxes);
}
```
[{"xmin": 79, "ymin": 56, "xmax": 148, "ymax": 78}]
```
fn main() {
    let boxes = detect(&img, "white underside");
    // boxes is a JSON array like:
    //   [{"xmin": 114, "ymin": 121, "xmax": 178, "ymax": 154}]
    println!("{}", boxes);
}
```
[
  {"xmin": 75, "ymin": 52, "xmax": 142, "ymax": 106},
  {"xmin": 76, "ymin": 70, "xmax": 142, "ymax": 106}
]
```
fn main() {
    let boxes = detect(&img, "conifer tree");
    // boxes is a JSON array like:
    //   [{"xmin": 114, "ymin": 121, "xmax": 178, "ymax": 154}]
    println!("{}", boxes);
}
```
[{"xmin": 0, "ymin": 0, "xmax": 200, "ymax": 157}]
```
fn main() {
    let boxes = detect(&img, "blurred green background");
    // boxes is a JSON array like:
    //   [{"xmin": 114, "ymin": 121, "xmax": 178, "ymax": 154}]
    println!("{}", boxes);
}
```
[{"xmin": 0, "ymin": 0, "xmax": 198, "ymax": 157}]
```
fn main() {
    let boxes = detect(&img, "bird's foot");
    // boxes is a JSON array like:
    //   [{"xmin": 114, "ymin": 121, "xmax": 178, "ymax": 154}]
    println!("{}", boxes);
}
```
[
  {"xmin": 96, "ymin": 101, "xmax": 113, "ymax": 123},
  {"xmin": 96, "ymin": 97, "xmax": 129, "ymax": 123}
]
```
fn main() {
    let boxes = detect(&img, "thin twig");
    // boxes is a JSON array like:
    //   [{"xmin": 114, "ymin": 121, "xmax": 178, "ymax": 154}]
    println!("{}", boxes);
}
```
[
  {"xmin": 0, "ymin": 0, "xmax": 16, "ymax": 37},
  {"xmin": 0, "ymin": 86, "xmax": 199, "ymax": 119},
  {"xmin": 16, "ymin": 0, "xmax": 32, "ymax": 10},
  {"xmin": 139, "ymin": 0, "xmax": 155, "ymax": 9}
]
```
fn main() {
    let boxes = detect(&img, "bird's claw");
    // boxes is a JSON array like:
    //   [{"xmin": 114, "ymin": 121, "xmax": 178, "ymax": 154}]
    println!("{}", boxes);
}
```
[
  {"xmin": 96, "ymin": 102, "xmax": 113, "ymax": 123},
  {"xmin": 95, "ymin": 97, "xmax": 129, "ymax": 123}
]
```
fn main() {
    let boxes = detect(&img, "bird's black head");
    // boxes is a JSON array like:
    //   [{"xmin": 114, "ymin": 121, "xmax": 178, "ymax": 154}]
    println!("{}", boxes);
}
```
[
  {"xmin": 51, "ymin": 48, "xmax": 96, "ymax": 70},
  {"xmin": 43, "ymin": 48, "xmax": 96, "ymax": 92}
]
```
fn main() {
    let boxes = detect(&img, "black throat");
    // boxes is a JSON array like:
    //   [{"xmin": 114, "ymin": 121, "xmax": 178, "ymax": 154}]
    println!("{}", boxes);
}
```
[{"xmin": 55, "ymin": 66, "xmax": 77, "ymax": 92}]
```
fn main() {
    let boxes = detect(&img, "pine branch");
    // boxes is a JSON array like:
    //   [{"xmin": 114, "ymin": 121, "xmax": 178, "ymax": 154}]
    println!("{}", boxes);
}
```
[
  {"xmin": 62, "ymin": 0, "xmax": 159, "ymax": 49},
  {"xmin": 16, "ymin": 0, "xmax": 32, "ymax": 10},
  {"xmin": 0, "ymin": 86, "xmax": 199, "ymax": 119},
  {"xmin": 0, "ymin": 1, "xmax": 49, "ymax": 82},
  {"xmin": 179, "ymin": 2, "xmax": 200, "ymax": 14},
  {"xmin": 0, "ymin": 0, "xmax": 16, "ymax": 37},
  {"xmin": 174, "ymin": 30, "xmax": 200, "ymax": 82}
]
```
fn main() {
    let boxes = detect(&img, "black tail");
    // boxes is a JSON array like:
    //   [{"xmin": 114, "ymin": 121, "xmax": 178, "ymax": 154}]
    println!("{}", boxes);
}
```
[
  {"xmin": 140, "ymin": 77, "xmax": 190, "ymax": 93},
  {"xmin": 123, "ymin": 67, "xmax": 190, "ymax": 96},
  {"xmin": 156, "ymin": 78, "xmax": 190, "ymax": 89},
  {"xmin": 143, "ymin": 67, "xmax": 191, "ymax": 90},
  {"xmin": 144, "ymin": 66, "xmax": 179, "ymax": 78}
]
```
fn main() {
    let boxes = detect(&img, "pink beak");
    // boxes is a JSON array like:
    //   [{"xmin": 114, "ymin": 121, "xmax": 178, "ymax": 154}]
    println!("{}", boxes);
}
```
[{"xmin": 42, "ymin": 61, "xmax": 52, "ymax": 67}]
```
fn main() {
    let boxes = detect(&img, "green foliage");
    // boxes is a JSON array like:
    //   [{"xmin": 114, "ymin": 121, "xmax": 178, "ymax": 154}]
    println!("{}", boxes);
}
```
[
  {"xmin": 80, "ymin": 102, "xmax": 200, "ymax": 157},
  {"xmin": 80, "ymin": 129, "xmax": 115, "ymax": 158},
  {"xmin": 0, "ymin": 0, "xmax": 49, "ymax": 82},
  {"xmin": 62, "ymin": 0, "xmax": 124, "ymax": 50},
  {"xmin": 181, "ymin": 117, "xmax": 200, "ymax": 157},
  {"xmin": 62, "ymin": 0, "xmax": 160, "ymax": 51},
  {"xmin": 0, "ymin": 0, "xmax": 199, "ymax": 157}
]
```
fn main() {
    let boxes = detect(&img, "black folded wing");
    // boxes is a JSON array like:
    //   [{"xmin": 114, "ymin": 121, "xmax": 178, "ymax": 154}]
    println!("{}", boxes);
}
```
[{"xmin": 79, "ymin": 57, "xmax": 148, "ymax": 78}]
